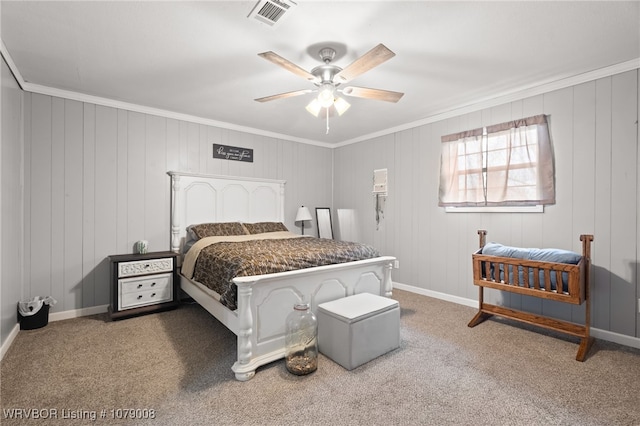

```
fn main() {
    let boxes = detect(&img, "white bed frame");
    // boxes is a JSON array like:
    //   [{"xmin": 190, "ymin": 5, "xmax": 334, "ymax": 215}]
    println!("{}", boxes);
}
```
[{"xmin": 168, "ymin": 171, "xmax": 395, "ymax": 381}]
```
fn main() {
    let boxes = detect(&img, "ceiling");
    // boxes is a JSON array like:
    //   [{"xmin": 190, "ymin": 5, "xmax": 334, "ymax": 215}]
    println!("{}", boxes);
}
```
[{"xmin": 2, "ymin": 1, "xmax": 639, "ymax": 146}]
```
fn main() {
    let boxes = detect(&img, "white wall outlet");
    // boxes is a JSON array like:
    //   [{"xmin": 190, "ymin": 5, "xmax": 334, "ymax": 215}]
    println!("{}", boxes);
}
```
[{"xmin": 394, "ymin": 260, "xmax": 400, "ymax": 269}]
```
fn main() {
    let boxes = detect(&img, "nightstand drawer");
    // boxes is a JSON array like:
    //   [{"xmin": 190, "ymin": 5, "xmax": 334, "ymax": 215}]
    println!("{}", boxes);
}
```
[
  {"xmin": 119, "ymin": 273, "xmax": 172, "ymax": 294},
  {"xmin": 118, "ymin": 258, "xmax": 173, "ymax": 278},
  {"xmin": 118, "ymin": 273, "xmax": 173, "ymax": 310}
]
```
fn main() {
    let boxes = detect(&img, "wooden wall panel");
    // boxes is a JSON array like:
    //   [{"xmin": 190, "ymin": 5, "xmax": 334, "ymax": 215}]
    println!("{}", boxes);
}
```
[
  {"xmin": 144, "ymin": 115, "xmax": 168, "ymax": 251},
  {"xmin": 609, "ymin": 71, "xmax": 637, "ymax": 336},
  {"xmin": 94, "ymin": 106, "xmax": 118, "ymax": 306},
  {"xmin": 20, "ymin": 95, "xmax": 333, "ymax": 312},
  {"xmin": 22, "ymin": 94, "xmax": 32, "ymax": 302},
  {"xmin": 394, "ymin": 130, "xmax": 413, "ymax": 288},
  {"xmin": 571, "ymin": 82, "xmax": 597, "ymax": 326},
  {"xmin": 116, "ymin": 110, "xmax": 129, "ymax": 255},
  {"xmin": 29, "ymin": 94, "xmax": 52, "ymax": 300},
  {"xmin": 51, "ymin": 98, "xmax": 65, "ymax": 308},
  {"xmin": 63, "ymin": 100, "xmax": 84, "ymax": 310},
  {"xmin": 334, "ymin": 69, "xmax": 639, "ymax": 339},
  {"xmin": 593, "ymin": 77, "xmax": 613, "ymax": 331},
  {"xmin": 1, "ymin": 58, "xmax": 24, "ymax": 345},
  {"xmin": 82, "ymin": 103, "xmax": 96, "ymax": 308},
  {"xmin": 127, "ymin": 112, "xmax": 146, "ymax": 252}
]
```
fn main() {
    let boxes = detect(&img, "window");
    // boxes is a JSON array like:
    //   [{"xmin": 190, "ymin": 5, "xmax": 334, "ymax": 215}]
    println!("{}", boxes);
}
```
[{"xmin": 438, "ymin": 114, "xmax": 555, "ymax": 210}]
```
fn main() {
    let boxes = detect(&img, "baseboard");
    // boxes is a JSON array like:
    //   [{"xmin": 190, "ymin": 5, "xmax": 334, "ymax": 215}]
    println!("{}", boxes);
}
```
[
  {"xmin": 393, "ymin": 282, "xmax": 478, "ymax": 309},
  {"xmin": 1, "ymin": 323, "xmax": 20, "ymax": 361},
  {"xmin": 392, "ymin": 281, "xmax": 640, "ymax": 350},
  {"xmin": 590, "ymin": 328, "xmax": 640, "ymax": 350},
  {"xmin": 49, "ymin": 304, "xmax": 109, "ymax": 322}
]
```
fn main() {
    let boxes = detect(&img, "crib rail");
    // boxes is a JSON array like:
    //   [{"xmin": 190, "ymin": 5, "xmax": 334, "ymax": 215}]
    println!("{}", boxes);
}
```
[{"xmin": 472, "ymin": 251, "xmax": 585, "ymax": 304}]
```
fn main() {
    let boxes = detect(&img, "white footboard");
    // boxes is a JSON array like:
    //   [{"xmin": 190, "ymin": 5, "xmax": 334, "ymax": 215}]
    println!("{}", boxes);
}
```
[{"xmin": 229, "ymin": 256, "xmax": 394, "ymax": 381}]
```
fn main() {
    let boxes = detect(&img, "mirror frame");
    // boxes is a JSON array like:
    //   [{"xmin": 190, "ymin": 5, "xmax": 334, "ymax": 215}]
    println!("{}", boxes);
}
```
[{"xmin": 316, "ymin": 207, "xmax": 333, "ymax": 239}]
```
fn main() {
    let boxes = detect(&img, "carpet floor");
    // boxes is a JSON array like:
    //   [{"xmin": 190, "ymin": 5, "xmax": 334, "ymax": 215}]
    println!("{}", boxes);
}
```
[{"xmin": 1, "ymin": 289, "xmax": 639, "ymax": 425}]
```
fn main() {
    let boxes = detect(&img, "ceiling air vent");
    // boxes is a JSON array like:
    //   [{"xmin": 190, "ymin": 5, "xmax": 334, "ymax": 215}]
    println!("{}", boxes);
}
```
[{"xmin": 248, "ymin": 0, "xmax": 297, "ymax": 28}]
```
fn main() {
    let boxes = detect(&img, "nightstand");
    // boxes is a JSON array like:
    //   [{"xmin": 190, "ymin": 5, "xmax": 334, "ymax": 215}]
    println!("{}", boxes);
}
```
[{"xmin": 109, "ymin": 251, "xmax": 179, "ymax": 320}]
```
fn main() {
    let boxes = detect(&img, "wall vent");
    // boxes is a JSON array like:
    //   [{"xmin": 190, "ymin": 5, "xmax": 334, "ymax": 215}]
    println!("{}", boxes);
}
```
[{"xmin": 248, "ymin": 0, "xmax": 297, "ymax": 28}]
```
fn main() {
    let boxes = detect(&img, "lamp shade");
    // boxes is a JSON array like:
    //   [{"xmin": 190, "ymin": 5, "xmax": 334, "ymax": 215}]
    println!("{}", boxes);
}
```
[
  {"xmin": 333, "ymin": 96, "xmax": 351, "ymax": 116},
  {"xmin": 305, "ymin": 99, "xmax": 322, "ymax": 117},
  {"xmin": 295, "ymin": 206, "xmax": 312, "ymax": 222}
]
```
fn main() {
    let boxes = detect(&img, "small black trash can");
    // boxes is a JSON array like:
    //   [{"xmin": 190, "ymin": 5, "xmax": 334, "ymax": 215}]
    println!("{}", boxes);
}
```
[{"xmin": 17, "ymin": 302, "xmax": 50, "ymax": 330}]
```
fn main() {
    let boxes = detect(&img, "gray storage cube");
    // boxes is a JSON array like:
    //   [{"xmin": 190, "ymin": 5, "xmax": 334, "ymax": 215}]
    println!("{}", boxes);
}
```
[{"xmin": 317, "ymin": 292, "xmax": 400, "ymax": 370}]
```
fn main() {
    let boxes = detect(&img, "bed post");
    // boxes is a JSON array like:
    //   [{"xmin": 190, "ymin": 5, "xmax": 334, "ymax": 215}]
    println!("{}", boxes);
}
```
[
  {"xmin": 468, "ymin": 230, "xmax": 491, "ymax": 328},
  {"xmin": 170, "ymin": 173, "xmax": 181, "ymax": 254},
  {"xmin": 478, "ymin": 229, "xmax": 487, "ymax": 249},
  {"xmin": 576, "ymin": 234, "xmax": 594, "ymax": 361},
  {"xmin": 383, "ymin": 260, "xmax": 393, "ymax": 297},
  {"xmin": 231, "ymin": 283, "xmax": 256, "ymax": 381}
]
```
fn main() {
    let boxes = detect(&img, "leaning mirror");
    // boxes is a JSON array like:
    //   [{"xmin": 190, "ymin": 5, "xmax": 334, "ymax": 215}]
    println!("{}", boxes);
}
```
[{"xmin": 316, "ymin": 208, "xmax": 333, "ymax": 239}]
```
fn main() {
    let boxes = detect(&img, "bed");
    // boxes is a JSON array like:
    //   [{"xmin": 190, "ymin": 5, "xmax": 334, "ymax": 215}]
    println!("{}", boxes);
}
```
[
  {"xmin": 468, "ymin": 230, "xmax": 594, "ymax": 361},
  {"xmin": 168, "ymin": 171, "xmax": 395, "ymax": 380}
]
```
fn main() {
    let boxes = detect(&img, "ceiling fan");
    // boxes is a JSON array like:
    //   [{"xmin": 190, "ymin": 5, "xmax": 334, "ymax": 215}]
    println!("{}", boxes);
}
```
[{"xmin": 255, "ymin": 43, "xmax": 404, "ymax": 132}]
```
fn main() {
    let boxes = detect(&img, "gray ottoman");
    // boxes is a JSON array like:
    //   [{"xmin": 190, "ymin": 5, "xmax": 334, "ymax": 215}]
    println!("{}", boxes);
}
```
[{"xmin": 317, "ymin": 292, "xmax": 400, "ymax": 370}]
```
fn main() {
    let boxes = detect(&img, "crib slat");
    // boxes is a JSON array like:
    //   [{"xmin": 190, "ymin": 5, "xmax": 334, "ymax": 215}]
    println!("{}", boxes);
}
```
[
  {"xmin": 544, "ymin": 269, "xmax": 551, "ymax": 291},
  {"xmin": 555, "ymin": 270, "xmax": 563, "ymax": 293}
]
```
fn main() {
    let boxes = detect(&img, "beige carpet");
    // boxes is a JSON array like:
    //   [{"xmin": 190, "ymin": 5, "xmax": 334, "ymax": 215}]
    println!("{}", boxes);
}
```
[{"xmin": 1, "ymin": 289, "xmax": 639, "ymax": 425}]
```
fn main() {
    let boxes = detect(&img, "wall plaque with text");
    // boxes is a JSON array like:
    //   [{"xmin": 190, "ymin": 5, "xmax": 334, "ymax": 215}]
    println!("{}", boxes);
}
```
[{"xmin": 212, "ymin": 144, "xmax": 253, "ymax": 162}]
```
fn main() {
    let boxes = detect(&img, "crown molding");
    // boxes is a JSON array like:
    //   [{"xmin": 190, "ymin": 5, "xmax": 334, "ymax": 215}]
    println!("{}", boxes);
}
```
[
  {"xmin": 21, "ymin": 81, "xmax": 333, "ymax": 148},
  {"xmin": 335, "ymin": 58, "xmax": 640, "ymax": 147},
  {"xmin": 0, "ymin": 38, "xmax": 332, "ymax": 148},
  {"xmin": 0, "ymin": 40, "xmax": 26, "ymax": 89}
]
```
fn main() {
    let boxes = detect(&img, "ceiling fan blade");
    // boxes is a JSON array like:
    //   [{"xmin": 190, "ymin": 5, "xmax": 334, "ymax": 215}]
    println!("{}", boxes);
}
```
[
  {"xmin": 341, "ymin": 86, "xmax": 404, "ymax": 103},
  {"xmin": 334, "ymin": 44, "xmax": 396, "ymax": 82},
  {"xmin": 258, "ymin": 51, "xmax": 316, "ymax": 81},
  {"xmin": 255, "ymin": 89, "xmax": 313, "ymax": 103}
]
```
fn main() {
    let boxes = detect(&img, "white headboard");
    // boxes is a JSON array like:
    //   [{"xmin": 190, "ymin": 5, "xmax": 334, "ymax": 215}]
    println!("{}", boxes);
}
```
[{"xmin": 168, "ymin": 171, "xmax": 286, "ymax": 253}]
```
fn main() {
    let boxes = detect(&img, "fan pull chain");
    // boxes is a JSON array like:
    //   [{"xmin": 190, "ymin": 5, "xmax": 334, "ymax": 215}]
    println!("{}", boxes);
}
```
[{"xmin": 325, "ymin": 107, "xmax": 330, "ymax": 134}]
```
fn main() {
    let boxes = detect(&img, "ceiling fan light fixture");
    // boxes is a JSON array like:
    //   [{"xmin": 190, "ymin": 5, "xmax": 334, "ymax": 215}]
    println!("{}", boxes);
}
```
[
  {"xmin": 333, "ymin": 96, "xmax": 350, "ymax": 116},
  {"xmin": 255, "ymin": 43, "xmax": 403, "ymax": 133},
  {"xmin": 305, "ymin": 98, "xmax": 322, "ymax": 117},
  {"xmin": 317, "ymin": 83, "xmax": 335, "ymax": 108}
]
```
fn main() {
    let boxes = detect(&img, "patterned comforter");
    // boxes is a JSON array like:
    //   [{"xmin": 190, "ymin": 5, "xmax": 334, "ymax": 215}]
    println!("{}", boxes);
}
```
[{"xmin": 181, "ymin": 231, "xmax": 380, "ymax": 310}]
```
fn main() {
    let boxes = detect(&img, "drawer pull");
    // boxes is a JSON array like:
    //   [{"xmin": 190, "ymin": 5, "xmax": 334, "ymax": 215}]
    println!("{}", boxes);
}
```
[
  {"xmin": 137, "ymin": 284, "xmax": 143, "ymax": 289},
  {"xmin": 151, "ymin": 293, "xmax": 156, "ymax": 298},
  {"xmin": 151, "ymin": 282, "xmax": 156, "ymax": 287},
  {"xmin": 144, "ymin": 263, "xmax": 150, "ymax": 268},
  {"xmin": 137, "ymin": 295, "xmax": 143, "ymax": 300}
]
